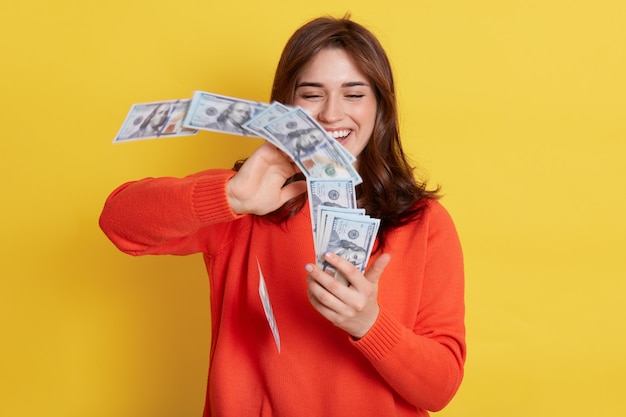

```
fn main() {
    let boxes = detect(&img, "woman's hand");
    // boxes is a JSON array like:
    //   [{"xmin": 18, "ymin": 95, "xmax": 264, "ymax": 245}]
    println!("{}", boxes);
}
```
[
  {"xmin": 305, "ymin": 252, "xmax": 392, "ymax": 339},
  {"xmin": 226, "ymin": 142, "xmax": 306, "ymax": 215}
]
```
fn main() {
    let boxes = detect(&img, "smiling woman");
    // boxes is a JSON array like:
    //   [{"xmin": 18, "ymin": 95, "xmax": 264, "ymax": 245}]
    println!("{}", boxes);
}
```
[
  {"xmin": 293, "ymin": 48, "xmax": 377, "ymax": 160},
  {"xmin": 268, "ymin": 16, "xmax": 437, "ymax": 233},
  {"xmin": 99, "ymin": 15, "xmax": 465, "ymax": 417}
]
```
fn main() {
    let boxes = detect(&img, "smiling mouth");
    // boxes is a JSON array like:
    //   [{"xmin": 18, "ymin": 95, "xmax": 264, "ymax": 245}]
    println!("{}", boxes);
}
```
[{"xmin": 327, "ymin": 129, "xmax": 352, "ymax": 142}]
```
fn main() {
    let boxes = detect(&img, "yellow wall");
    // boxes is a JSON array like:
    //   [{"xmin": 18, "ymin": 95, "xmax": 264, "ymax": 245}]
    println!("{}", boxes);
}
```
[{"xmin": 2, "ymin": 1, "xmax": 625, "ymax": 416}]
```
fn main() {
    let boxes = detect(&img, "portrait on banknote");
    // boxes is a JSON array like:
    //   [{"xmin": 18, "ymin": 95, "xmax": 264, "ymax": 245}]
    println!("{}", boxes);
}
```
[
  {"xmin": 316, "ymin": 213, "xmax": 379, "ymax": 283},
  {"xmin": 272, "ymin": 128, "xmax": 326, "ymax": 162},
  {"xmin": 114, "ymin": 99, "xmax": 197, "ymax": 142},
  {"xmin": 183, "ymin": 91, "xmax": 268, "ymax": 137}
]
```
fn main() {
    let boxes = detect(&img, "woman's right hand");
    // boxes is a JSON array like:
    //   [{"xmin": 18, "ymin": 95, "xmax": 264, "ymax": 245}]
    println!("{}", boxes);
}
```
[{"xmin": 226, "ymin": 141, "xmax": 307, "ymax": 215}]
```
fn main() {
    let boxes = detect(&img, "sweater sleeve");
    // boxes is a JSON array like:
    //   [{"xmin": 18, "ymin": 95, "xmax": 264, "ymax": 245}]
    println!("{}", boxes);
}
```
[
  {"xmin": 352, "ymin": 202, "xmax": 466, "ymax": 411},
  {"xmin": 99, "ymin": 169, "xmax": 241, "ymax": 256}
]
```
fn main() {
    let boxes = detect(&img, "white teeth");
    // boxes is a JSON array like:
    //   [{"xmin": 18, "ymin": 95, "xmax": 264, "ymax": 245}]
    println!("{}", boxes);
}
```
[{"xmin": 328, "ymin": 130, "xmax": 351, "ymax": 139}]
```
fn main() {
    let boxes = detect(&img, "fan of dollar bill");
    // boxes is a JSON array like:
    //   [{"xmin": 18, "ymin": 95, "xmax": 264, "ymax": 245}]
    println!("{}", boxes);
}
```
[{"xmin": 113, "ymin": 91, "xmax": 380, "ymax": 284}]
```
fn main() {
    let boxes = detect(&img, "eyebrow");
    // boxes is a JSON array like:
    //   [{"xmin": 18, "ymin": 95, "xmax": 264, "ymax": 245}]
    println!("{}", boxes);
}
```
[{"xmin": 296, "ymin": 81, "xmax": 370, "ymax": 88}]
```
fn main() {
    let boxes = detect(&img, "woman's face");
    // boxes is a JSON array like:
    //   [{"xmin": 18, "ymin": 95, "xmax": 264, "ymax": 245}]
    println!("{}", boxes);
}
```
[{"xmin": 293, "ymin": 48, "xmax": 377, "ymax": 163}]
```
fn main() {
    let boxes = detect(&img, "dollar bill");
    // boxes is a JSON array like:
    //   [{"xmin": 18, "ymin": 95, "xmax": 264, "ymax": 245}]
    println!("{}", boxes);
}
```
[
  {"xmin": 315, "ymin": 205, "xmax": 365, "ymax": 254},
  {"xmin": 262, "ymin": 108, "xmax": 362, "ymax": 184},
  {"xmin": 183, "ymin": 90, "xmax": 269, "ymax": 137},
  {"xmin": 316, "ymin": 211, "xmax": 379, "ymax": 285},
  {"xmin": 257, "ymin": 259, "xmax": 280, "ymax": 353},
  {"xmin": 313, "ymin": 206, "xmax": 365, "ymax": 256},
  {"xmin": 242, "ymin": 101, "xmax": 291, "ymax": 139},
  {"xmin": 307, "ymin": 178, "xmax": 357, "ymax": 238},
  {"xmin": 114, "ymin": 99, "xmax": 198, "ymax": 142},
  {"xmin": 262, "ymin": 107, "xmax": 355, "ymax": 162}
]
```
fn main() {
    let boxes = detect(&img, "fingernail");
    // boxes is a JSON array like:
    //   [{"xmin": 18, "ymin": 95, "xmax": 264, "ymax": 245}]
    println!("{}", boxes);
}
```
[
  {"xmin": 304, "ymin": 264, "xmax": 314, "ymax": 272},
  {"xmin": 324, "ymin": 251, "xmax": 334, "ymax": 259}
]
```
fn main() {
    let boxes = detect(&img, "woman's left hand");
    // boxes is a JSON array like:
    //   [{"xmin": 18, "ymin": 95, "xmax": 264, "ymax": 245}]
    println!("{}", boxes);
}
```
[{"xmin": 305, "ymin": 252, "xmax": 392, "ymax": 339}]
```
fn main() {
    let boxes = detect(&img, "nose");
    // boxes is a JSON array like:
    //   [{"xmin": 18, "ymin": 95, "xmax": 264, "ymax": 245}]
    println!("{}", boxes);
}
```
[{"xmin": 317, "ymin": 97, "xmax": 344, "ymax": 124}]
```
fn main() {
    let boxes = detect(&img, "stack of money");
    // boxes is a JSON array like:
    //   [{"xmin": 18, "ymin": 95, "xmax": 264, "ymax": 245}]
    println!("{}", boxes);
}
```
[{"xmin": 114, "ymin": 91, "xmax": 380, "ymax": 284}]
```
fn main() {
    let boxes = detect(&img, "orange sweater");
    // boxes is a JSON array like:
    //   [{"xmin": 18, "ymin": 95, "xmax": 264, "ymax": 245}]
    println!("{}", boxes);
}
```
[{"xmin": 99, "ymin": 169, "xmax": 466, "ymax": 417}]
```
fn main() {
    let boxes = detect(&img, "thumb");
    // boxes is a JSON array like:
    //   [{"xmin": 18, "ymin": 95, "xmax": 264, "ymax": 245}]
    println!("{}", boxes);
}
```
[{"xmin": 364, "ymin": 253, "xmax": 392, "ymax": 285}]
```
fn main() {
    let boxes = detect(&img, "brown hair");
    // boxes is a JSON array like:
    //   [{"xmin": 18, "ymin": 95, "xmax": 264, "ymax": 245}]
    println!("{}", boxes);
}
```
[{"xmin": 238, "ymin": 15, "xmax": 439, "ymax": 247}]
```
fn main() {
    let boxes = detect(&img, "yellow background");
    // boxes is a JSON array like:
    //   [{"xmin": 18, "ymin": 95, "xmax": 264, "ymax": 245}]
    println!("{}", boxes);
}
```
[{"xmin": 1, "ymin": 1, "xmax": 624, "ymax": 416}]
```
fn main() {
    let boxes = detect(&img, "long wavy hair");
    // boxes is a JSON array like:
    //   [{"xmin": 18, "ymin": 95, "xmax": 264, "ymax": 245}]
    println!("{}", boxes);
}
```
[{"xmin": 235, "ymin": 15, "xmax": 439, "ymax": 248}]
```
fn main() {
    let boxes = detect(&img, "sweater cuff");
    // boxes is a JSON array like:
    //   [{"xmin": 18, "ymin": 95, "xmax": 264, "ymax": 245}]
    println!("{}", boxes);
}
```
[
  {"xmin": 352, "ymin": 306, "xmax": 403, "ymax": 362},
  {"xmin": 192, "ymin": 171, "xmax": 240, "ymax": 224}
]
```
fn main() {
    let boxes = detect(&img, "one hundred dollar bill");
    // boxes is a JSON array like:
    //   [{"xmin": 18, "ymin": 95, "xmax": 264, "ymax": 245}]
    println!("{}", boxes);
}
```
[
  {"xmin": 316, "ymin": 211, "xmax": 379, "ymax": 285},
  {"xmin": 308, "ymin": 178, "xmax": 357, "ymax": 237},
  {"xmin": 114, "ymin": 99, "xmax": 198, "ymax": 142},
  {"xmin": 261, "ymin": 107, "xmax": 355, "ymax": 162},
  {"xmin": 262, "ymin": 108, "xmax": 362, "ymax": 184},
  {"xmin": 257, "ymin": 259, "xmax": 281, "ymax": 353},
  {"xmin": 183, "ymin": 91, "xmax": 269, "ymax": 137},
  {"xmin": 315, "ymin": 205, "xmax": 365, "ymax": 254},
  {"xmin": 242, "ymin": 101, "xmax": 291, "ymax": 140}
]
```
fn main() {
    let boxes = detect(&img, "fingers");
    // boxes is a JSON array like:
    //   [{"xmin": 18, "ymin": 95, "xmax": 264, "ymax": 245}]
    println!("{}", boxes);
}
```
[
  {"xmin": 227, "ymin": 142, "xmax": 305, "ymax": 215},
  {"xmin": 305, "ymin": 256, "xmax": 383, "ymax": 338},
  {"xmin": 305, "ymin": 251, "xmax": 390, "ymax": 304},
  {"xmin": 319, "ymin": 251, "xmax": 391, "ymax": 290},
  {"xmin": 305, "ymin": 263, "xmax": 349, "ymax": 321}
]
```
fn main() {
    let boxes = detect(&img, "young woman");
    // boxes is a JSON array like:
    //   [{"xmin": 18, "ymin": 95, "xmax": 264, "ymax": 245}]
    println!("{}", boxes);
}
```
[{"xmin": 100, "ymin": 15, "xmax": 465, "ymax": 417}]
